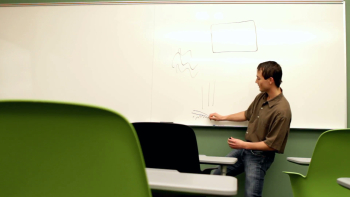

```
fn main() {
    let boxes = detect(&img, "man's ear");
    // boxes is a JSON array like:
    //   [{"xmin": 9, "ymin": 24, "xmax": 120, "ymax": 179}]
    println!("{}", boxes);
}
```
[{"xmin": 269, "ymin": 77, "xmax": 274, "ymax": 85}]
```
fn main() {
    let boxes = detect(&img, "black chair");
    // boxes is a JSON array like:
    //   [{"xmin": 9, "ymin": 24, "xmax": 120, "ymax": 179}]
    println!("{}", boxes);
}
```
[{"xmin": 132, "ymin": 122, "xmax": 216, "ymax": 174}]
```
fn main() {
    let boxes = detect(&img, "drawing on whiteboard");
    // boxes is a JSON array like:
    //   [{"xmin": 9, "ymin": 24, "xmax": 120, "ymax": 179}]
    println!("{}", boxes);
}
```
[
  {"xmin": 202, "ymin": 81, "xmax": 216, "ymax": 109},
  {"xmin": 211, "ymin": 81, "xmax": 216, "ymax": 107},
  {"xmin": 171, "ymin": 49, "xmax": 199, "ymax": 78},
  {"xmin": 192, "ymin": 110, "xmax": 209, "ymax": 120},
  {"xmin": 211, "ymin": 20, "xmax": 258, "ymax": 53}
]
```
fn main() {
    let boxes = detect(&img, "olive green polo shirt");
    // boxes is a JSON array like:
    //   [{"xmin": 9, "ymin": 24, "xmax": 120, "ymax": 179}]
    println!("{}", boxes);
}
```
[{"xmin": 244, "ymin": 91, "xmax": 291, "ymax": 154}]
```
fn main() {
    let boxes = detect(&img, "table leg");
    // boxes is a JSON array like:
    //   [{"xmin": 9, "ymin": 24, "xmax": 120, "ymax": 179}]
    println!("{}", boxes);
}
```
[{"xmin": 221, "ymin": 165, "xmax": 227, "ymax": 176}]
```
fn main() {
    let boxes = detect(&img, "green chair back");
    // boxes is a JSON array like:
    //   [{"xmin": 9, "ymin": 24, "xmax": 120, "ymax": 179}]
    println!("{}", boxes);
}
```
[
  {"xmin": 0, "ymin": 101, "xmax": 152, "ymax": 197},
  {"xmin": 285, "ymin": 129, "xmax": 350, "ymax": 197}
]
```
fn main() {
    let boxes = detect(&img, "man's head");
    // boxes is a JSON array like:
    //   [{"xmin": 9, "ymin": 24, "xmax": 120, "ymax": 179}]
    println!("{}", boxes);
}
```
[{"xmin": 255, "ymin": 61, "xmax": 282, "ymax": 92}]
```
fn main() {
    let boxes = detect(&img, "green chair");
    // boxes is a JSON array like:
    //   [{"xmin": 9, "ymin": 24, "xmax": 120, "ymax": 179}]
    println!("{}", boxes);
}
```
[
  {"xmin": 284, "ymin": 129, "xmax": 350, "ymax": 197},
  {"xmin": 0, "ymin": 101, "xmax": 152, "ymax": 197}
]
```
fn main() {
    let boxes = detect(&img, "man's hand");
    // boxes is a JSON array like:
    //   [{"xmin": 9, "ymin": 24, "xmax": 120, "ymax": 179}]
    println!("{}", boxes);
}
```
[
  {"xmin": 209, "ymin": 113, "xmax": 224, "ymax": 121},
  {"xmin": 228, "ymin": 137, "xmax": 246, "ymax": 149}
]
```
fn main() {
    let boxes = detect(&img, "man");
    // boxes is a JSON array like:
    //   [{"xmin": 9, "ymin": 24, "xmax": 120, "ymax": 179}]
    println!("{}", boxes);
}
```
[{"xmin": 209, "ymin": 61, "xmax": 291, "ymax": 197}]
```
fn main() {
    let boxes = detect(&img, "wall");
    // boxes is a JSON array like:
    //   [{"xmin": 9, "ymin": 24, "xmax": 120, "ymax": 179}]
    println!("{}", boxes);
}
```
[{"xmin": 193, "ymin": 127, "xmax": 326, "ymax": 196}]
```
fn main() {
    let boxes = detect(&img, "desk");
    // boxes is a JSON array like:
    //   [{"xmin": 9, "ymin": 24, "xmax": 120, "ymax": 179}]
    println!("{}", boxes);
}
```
[
  {"xmin": 199, "ymin": 155, "xmax": 237, "ymax": 165},
  {"xmin": 199, "ymin": 155, "xmax": 237, "ymax": 175},
  {"xmin": 286, "ymin": 157, "xmax": 311, "ymax": 165},
  {"xmin": 337, "ymin": 178, "xmax": 350, "ymax": 190},
  {"xmin": 146, "ymin": 168, "xmax": 237, "ymax": 196}
]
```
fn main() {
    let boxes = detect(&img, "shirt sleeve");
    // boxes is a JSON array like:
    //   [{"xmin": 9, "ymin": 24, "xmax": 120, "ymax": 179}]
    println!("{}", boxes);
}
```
[{"xmin": 264, "ymin": 115, "xmax": 291, "ymax": 153}]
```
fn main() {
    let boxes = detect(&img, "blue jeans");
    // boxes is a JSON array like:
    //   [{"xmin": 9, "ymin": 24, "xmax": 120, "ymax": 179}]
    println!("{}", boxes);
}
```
[{"xmin": 213, "ymin": 149, "xmax": 275, "ymax": 197}]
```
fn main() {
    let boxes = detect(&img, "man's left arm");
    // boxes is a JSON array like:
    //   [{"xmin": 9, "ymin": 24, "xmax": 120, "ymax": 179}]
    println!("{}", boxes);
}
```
[
  {"xmin": 228, "ymin": 138, "xmax": 276, "ymax": 151},
  {"xmin": 228, "ymin": 114, "xmax": 291, "ymax": 152}
]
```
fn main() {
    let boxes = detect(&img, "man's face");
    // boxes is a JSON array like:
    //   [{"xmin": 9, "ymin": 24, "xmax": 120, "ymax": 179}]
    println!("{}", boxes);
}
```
[{"xmin": 255, "ymin": 69, "xmax": 271, "ymax": 92}]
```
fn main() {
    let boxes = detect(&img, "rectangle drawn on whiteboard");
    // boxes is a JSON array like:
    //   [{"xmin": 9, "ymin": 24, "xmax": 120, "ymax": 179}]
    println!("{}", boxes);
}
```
[{"xmin": 211, "ymin": 20, "xmax": 258, "ymax": 53}]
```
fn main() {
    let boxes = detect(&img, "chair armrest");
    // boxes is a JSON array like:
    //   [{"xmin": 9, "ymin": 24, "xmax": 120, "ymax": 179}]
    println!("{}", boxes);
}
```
[
  {"xmin": 199, "ymin": 155, "xmax": 237, "ymax": 165},
  {"xmin": 283, "ymin": 171, "xmax": 306, "ymax": 178},
  {"xmin": 146, "ymin": 168, "xmax": 238, "ymax": 196},
  {"xmin": 283, "ymin": 171, "xmax": 307, "ymax": 195},
  {"xmin": 287, "ymin": 157, "xmax": 311, "ymax": 165}
]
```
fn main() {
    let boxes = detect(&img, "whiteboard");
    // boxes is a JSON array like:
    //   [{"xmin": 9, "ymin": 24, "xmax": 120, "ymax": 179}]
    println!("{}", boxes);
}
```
[{"xmin": 0, "ymin": 3, "xmax": 346, "ymax": 129}]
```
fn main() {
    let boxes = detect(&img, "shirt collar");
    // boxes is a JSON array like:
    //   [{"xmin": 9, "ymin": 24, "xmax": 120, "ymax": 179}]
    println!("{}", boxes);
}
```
[{"xmin": 263, "ymin": 88, "xmax": 284, "ymax": 108}]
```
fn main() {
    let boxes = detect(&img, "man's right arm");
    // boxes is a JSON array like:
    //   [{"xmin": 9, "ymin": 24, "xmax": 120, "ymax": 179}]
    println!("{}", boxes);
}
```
[
  {"xmin": 209, "ymin": 93, "xmax": 260, "ymax": 122},
  {"xmin": 209, "ymin": 111, "xmax": 247, "ymax": 122}
]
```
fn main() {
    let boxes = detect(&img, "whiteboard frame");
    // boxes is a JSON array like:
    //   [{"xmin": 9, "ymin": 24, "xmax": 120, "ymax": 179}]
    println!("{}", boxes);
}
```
[{"xmin": 0, "ymin": 0, "xmax": 345, "ymax": 7}]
